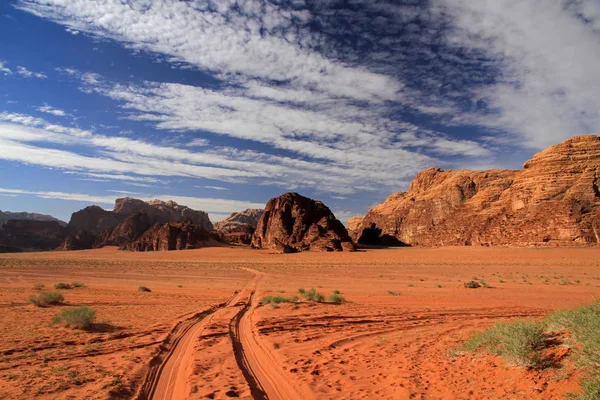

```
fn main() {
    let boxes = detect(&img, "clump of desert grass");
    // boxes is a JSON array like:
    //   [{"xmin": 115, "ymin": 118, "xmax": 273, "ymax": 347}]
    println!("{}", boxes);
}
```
[
  {"xmin": 462, "ymin": 301, "xmax": 600, "ymax": 399},
  {"xmin": 30, "ymin": 292, "xmax": 64, "ymax": 307},
  {"xmin": 298, "ymin": 288, "xmax": 325, "ymax": 302},
  {"xmin": 138, "ymin": 286, "xmax": 151, "ymax": 292},
  {"xmin": 52, "ymin": 306, "xmax": 96, "ymax": 330},
  {"xmin": 71, "ymin": 282, "xmax": 85, "ymax": 288},
  {"xmin": 54, "ymin": 282, "xmax": 72, "ymax": 290}
]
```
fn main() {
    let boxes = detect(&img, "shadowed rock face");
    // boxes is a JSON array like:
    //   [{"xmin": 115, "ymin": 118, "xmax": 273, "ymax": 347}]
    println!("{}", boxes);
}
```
[
  {"xmin": 0, "ymin": 211, "xmax": 66, "ymax": 227},
  {"xmin": 122, "ymin": 220, "xmax": 219, "ymax": 251},
  {"xmin": 0, "ymin": 220, "xmax": 66, "ymax": 251},
  {"xmin": 94, "ymin": 212, "xmax": 152, "ymax": 248},
  {"xmin": 251, "ymin": 192, "xmax": 356, "ymax": 252},
  {"xmin": 354, "ymin": 135, "xmax": 600, "ymax": 247},
  {"xmin": 62, "ymin": 198, "xmax": 214, "ymax": 250}
]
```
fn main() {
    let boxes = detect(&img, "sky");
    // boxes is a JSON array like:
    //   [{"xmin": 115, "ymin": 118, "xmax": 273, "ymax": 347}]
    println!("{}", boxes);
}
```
[{"xmin": 0, "ymin": 0, "xmax": 599, "ymax": 224}]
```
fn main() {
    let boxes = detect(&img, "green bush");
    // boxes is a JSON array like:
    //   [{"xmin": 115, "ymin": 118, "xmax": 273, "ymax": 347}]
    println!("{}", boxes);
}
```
[
  {"xmin": 463, "ymin": 321, "xmax": 546, "ymax": 368},
  {"xmin": 54, "ymin": 283, "xmax": 72, "ymax": 290},
  {"xmin": 71, "ymin": 282, "xmax": 85, "ymax": 288},
  {"xmin": 298, "ymin": 288, "xmax": 306, "ymax": 294},
  {"xmin": 332, "ymin": 289, "xmax": 341, "ymax": 295},
  {"xmin": 138, "ymin": 286, "xmax": 151, "ymax": 292},
  {"xmin": 546, "ymin": 301, "xmax": 600, "ymax": 374},
  {"xmin": 464, "ymin": 281, "xmax": 481, "ymax": 289},
  {"xmin": 299, "ymin": 288, "xmax": 324, "ymax": 302},
  {"xmin": 260, "ymin": 295, "xmax": 298, "ymax": 305},
  {"xmin": 30, "ymin": 292, "xmax": 64, "ymax": 307},
  {"xmin": 52, "ymin": 306, "xmax": 96, "ymax": 329},
  {"xmin": 327, "ymin": 293, "xmax": 346, "ymax": 304}
]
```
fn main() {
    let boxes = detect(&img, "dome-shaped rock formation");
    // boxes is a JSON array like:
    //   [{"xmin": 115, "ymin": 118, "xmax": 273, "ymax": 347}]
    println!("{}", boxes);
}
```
[{"xmin": 251, "ymin": 192, "xmax": 356, "ymax": 252}]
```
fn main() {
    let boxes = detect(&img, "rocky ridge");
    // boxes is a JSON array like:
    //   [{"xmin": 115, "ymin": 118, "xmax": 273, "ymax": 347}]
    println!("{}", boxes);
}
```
[{"xmin": 354, "ymin": 135, "xmax": 600, "ymax": 247}]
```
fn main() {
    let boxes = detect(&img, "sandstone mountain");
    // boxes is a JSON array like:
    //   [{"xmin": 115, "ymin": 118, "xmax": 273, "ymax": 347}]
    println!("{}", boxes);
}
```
[
  {"xmin": 0, "ymin": 210, "xmax": 66, "ymax": 226},
  {"xmin": 214, "ymin": 209, "xmax": 263, "ymax": 232},
  {"xmin": 0, "ymin": 220, "xmax": 66, "ymax": 252},
  {"xmin": 122, "ymin": 220, "xmax": 220, "ymax": 251},
  {"xmin": 114, "ymin": 198, "xmax": 213, "ymax": 230},
  {"xmin": 214, "ymin": 208, "xmax": 264, "ymax": 245},
  {"xmin": 251, "ymin": 192, "xmax": 356, "ymax": 252},
  {"xmin": 353, "ymin": 135, "xmax": 600, "ymax": 247},
  {"xmin": 62, "ymin": 198, "xmax": 214, "ymax": 251}
]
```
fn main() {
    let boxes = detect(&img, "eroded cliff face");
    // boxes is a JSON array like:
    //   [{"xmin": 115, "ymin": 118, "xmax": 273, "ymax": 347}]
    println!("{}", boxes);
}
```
[
  {"xmin": 114, "ymin": 198, "xmax": 213, "ymax": 230},
  {"xmin": 0, "ymin": 220, "xmax": 66, "ymax": 251},
  {"xmin": 251, "ymin": 192, "xmax": 356, "ymax": 252},
  {"xmin": 122, "ymin": 221, "xmax": 219, "ymax": 251},
  {"xmin": 355, "ymin": 135, "xmax": 600, "ymax": 247},
  {"xmin": 214, "ymin": 209, "xmax": 263, "ymax": 232}
]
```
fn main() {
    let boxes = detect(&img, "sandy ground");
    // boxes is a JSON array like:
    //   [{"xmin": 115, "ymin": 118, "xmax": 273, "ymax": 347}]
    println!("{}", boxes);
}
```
[{"xmin": 1, "ymin": 246, "xmax": 599, "ymax": 399}]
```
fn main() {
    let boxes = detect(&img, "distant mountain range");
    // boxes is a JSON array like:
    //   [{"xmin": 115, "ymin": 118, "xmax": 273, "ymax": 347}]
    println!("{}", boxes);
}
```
[{"xmin": 0, "ymin": 211, "xmax": 66, "ymax": 226}]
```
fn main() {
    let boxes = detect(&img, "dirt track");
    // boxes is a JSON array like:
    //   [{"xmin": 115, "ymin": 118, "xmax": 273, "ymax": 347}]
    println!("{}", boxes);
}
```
[{"xmin": 1, "ymin": 246, "xmax": 600, "ymax": 399}]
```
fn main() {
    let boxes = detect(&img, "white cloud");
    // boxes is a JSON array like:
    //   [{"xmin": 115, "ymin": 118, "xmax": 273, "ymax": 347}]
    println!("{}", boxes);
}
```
[
  {"xmin": 15, "ymin": 65, "xmax": 47, "ymax": 79},
  {"xmin": 432, "ymin": 0, "xmax": 600, "ymax": 149},
  {"xmin": 37, "ymin": 105, "xmax": 67, "ymax": 117},
  {"xmin": 0, "ymin": 60, "xmax": 11, "ymax": 74},
  {"xmin": 198, "ymin": 186, "xmax": 229, "ymax": 191},
  {"xmin": 0, "ymin": 187, "xmax": 266, "ymax": 217}
]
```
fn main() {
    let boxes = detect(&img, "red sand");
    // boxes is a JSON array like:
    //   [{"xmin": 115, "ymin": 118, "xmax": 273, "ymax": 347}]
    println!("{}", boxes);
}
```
[{"xmin": 1, "ymin": 246, "xmax": 599, "ymax": 399}]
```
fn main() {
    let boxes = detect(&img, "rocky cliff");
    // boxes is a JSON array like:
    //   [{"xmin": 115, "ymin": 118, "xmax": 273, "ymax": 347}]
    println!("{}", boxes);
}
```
[
  {"xmin": 93, "ymin": 212, "xmax": 152, "ymax": 248},
  {"xmin": 122, "ymin": 220, "xmax": 219, "ymax": 251},
  {"xmin": 354, "ymin": 135, "xmax": 600, "ymax": 247},
  {"xmin": 251, "ymin": 192, "xmax": 356, "ymax": 252},
  {"xmin": 114, "ymin": 198, "xmax": 213, "ymax": 230},
  {"xmin": 0, "ymin": 220, "xmax": 66, "ymax": 251},
  {"xmin": 214, "ymin": 209, "xmax": 263, "ymax": 232}
]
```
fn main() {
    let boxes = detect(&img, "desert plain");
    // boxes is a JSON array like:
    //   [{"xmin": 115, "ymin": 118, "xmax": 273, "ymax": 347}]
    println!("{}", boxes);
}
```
[{"xmin": 1, "ymin": 246, "xmax": 599, "ymax": 400}]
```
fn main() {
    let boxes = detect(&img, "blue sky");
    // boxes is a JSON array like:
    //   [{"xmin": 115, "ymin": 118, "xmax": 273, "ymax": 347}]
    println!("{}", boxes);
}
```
[{"xmin": 0, "ymin": 0, "xmax": 598, "ymax": 224}]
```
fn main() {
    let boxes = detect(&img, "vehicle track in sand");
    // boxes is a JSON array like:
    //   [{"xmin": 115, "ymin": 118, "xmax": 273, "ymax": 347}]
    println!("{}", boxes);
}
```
[
  {"xmin": 138, "ymin": 267, "xmax": 311, "ymax": 400},
  {"xmin": 136, "ymin": 270, "xmax": 258, "ymax": 400}
]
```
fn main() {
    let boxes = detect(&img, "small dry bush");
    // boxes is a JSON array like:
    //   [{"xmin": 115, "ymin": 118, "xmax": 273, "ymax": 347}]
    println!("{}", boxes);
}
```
[
  {"xmin": 54, "ymin": 282, "xmax": 72, "ymax": 290},
  {"xmin": 138, "ymin": 286, "xmax": 151, "ymax": 292},
  {"xmin": 52, "ymin": 306, "xmax": 96, "ymax": 329},
  {"xmin": 30, "ymin": 292, "xmax": 64, "ymax": 307}
]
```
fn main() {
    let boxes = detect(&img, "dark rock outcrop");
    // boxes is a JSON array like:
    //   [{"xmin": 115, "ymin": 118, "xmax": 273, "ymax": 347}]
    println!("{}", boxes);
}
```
[
  {"xmin": 251, "ymin": 192, "xmax": 356, "ymax": 252},
  {"xmin": 0, "ymin": 220, "xmax": 66, "ymax": 252},
  {"xmin": 66, "ymin": 205, "xmax": 120, "ymax": 236},
  {"xmin": 114, "ymin": 198, "xmax": 213, "ymax": 230},
  {"xmin": 59, "ymin": 230, "xmax": 96, "ymax": 251},
  {"xmin": 123, "ymin": 220, "xmax": 219, "ymax": 251},
  {"xmin": 354, "ymin": 135, "xmax": 600, "ymax": 247},
  {"xmin": 93, "ymin": 212, "xmax": 152, "ymax": 248}
]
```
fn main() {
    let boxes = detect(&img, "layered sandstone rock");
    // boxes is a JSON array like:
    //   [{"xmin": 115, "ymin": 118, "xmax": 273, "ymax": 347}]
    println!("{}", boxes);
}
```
[
  {"xmin": 214, "ymin": 209, "xmax": 263, "ymax": 232},
  {"xmin": 123, "ymin": 220, "xmax": 219, "ymax": 251},
  {"xmin": 114, "ymin": 198, "xmax": 213, "ymax": 230},
  {"xmin": 63, "ymin": 198, "xmax": 214, "ymax": 250},
  {"xmin": 0, "ymin": 220, "xmax": 66, "ymax": 251},
  {"xmin": 251, "ymin": 192, "xmax": 356, "ymax": 252},
  {"xmin": 355, "ymin": 135, "xmax": 600, "ymax": 247}
]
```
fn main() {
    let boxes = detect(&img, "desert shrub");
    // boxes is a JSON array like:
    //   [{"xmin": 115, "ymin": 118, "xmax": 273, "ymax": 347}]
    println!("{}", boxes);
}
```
[
  {"xmin": 52, "ymin": 306, "xmax": 96, "ymax": 329},
  {"xmin": 568, "ymin": 378, "xmax": 600, "ymax": 400},
  {"xmin": 260, "ymin": 295, "xmax": 298, "ymax": 305},
  {"xmin": 463, "ymin": 321, "xmax": 547, "ymax": 368},
  {"xmin": 54, "ymin": 282, "xmax": 72, "ymax": 290},
  {"xmin": 387, "ymin": 290, "xmax": 400, "ymax": 296},
  {"xmin": 71, "ymin": 282, "xmax": 85, "ymax": 288},
  {"xmin": 332, "ymin": 289, "xmax": 341, "ymax": 295},
  {"xmin": 33, "ymin": 283, "xmax": 45, "ymax": 291},
  {"xmin": 546, "ymin": 301, "xmax": 600, "ymax": 374},
  {"xmin": 464, "ymin": 281, "xmax": 481, "ymax": 289},
  {"xmin": 299, "ymin": 288, "xmax": 325, "ymax": 302},
  {"xmin": 30, "ymin": 292, "xmax": 64, "ymax": 307},
  {"xmin": 298, "ymin": 288, "xmax": 306, "ymax": 294},
  {"xmin": 138, "ymin": 286, "xmax": 151, "ymax": 292},
  {"xmin": 327, "ymin": 293, "xmax": 346, "ymax": 304}
]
